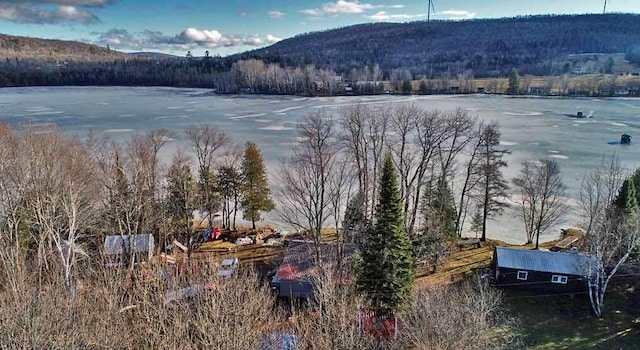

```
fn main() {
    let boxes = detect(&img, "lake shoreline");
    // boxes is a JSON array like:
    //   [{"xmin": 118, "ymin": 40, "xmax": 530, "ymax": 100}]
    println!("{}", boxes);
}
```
[{"xmin": 1, "ymin": 87, "xmax": 638, "ymax": 245}]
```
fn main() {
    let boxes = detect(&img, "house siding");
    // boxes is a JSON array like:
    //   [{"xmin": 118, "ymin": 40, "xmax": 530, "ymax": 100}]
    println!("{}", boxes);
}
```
[
  {"xmin": 275, "ymin": 280, "xmax": 315, "ymax": 299},
  {"xmin": 495, "ymin": 266, "xmax": 587, "ymax": 293}
]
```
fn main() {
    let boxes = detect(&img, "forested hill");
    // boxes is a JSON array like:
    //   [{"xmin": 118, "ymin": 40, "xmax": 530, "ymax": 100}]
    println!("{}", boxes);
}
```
[
  {"xmin": 240, "ymin": 14, "xmax": 640, "ymax": 77},
  {"xmin": 0, "ymin": 34, "xmax": 126, "ymax": 62}
]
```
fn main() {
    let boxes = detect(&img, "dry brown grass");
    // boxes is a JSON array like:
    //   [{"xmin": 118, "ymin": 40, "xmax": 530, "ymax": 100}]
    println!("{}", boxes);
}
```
[
  {"xmin": 415, "ymin": 232, "xmax": 576, "ymax": 287},
  {"xmin": 0, "ymin": 242, "xmax": 524, "ymax": 349},
  {"xmin": 0, "ymin": 256, "xmax": 282, "ymax": 349}
]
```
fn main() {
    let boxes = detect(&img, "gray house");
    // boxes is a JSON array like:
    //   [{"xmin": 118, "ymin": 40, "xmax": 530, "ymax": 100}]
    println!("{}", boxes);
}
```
[
  {"xmin": 104, "ymin": 234, "xmax": 155, "ymax": 267},
  {"xmin": 270, "ymin": 240, "xmax": 355, "ymax": 299},
  {"xmin": 491, "ymin": 246, "xmax": 594, "ymax": 293}
]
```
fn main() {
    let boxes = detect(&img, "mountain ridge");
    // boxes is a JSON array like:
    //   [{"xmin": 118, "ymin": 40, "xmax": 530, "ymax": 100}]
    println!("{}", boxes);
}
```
[
  {"xmin": 0, "ymin": 33, "xmax": 127, "ymax": 62},
  {"xmin": 237, "ymin": 13, "xmax": 640, "ymax": 77}
]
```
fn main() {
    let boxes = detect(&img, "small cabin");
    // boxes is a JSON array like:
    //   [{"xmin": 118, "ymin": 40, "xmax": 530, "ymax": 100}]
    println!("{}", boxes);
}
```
[
  {"xmin": 491, "ymin": 247, "xmax": 593, "ymax": 293},
  {"xmin": 621, "ymin": 134, "xmax": 632, "ymax": 145},
  {"xmin": 104, "ymin": 234, "xmax": 155, "ymax": 267}
]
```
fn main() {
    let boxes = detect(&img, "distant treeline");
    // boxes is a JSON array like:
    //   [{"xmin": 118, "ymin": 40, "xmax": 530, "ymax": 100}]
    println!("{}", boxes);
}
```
[
  {"xmin": 241, "ymin": 14, "xmax": 640, "ymax": 78},
  {"xmin": 1, "ymin": 14, "xmax": 640, "ymax": 94}
]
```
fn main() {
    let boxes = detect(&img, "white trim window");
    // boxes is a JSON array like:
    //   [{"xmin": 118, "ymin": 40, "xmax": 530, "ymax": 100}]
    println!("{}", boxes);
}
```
[
  {"xmin": 551, "ymin": 275, "xmax": 568, "ymax": 284},
  {"xmin": 517, "ymin": 271, "xmax": 528, "ymax": 280}
]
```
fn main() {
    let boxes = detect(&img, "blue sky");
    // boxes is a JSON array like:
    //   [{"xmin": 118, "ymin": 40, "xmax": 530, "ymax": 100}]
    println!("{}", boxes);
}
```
[{"xmin": 0, "ymin": 0, "xmax": 637, "ymax": 56}]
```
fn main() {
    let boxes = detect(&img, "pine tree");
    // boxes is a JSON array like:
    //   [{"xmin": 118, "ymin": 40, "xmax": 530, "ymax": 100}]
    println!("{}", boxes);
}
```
[
  {"xmin": 475, "ymin": 122, "xmax": 510, "ymax": 241},
  {"xmin": 630, "ymin": 168, "xmax": 640, "ymax": 206},
  {"xmin": 241, "ymin": 142, "xmax": 274, "ymax": 229},
  {"xmin": 423, "ymin": 178, "xmax": 457, "ymax": 239},
  {"xmin": 342, "ymin": 191, "xmax": 367, "ymax": 245},
  {"xmin": 614, "ymin": 178, "xmax": 639, "ymax": 214},
  {"xmin": 357, "ymin": 154, "xmax": 413, "ymax": 316},
  {"xmin": 507, "ymin": 69, "xmax": 520, "ymax": 94},
  {"xmin": 165, "ymin": 154, "xmax": 197, "ymax": 245},
  {"xmin": 197, "ymin": 166, "xmax": 219, "ymax": 220},
  {"xmin": 470, "ymin": 207, "xmax": 483, "ymax": 238},
  {"xmin": 217, "ymin": 165, "xmax": 242, "ymax": 229}
]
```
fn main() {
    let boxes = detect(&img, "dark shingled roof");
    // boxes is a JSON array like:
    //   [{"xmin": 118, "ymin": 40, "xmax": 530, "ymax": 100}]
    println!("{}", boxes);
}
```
[{"xmin": 275, "ymin": 240, "xmax": 357, "ymax": 281}]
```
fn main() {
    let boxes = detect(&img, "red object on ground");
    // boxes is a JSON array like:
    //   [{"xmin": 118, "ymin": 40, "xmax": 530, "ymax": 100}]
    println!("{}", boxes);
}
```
[
  {"xmin": 360, "ymin": 312, "xmax": 398, "ymax": 340},
  {"xmin": 275, "ymin": 264, "xmax": 300, "ymax": 280},
  {"xmin": 212, "ymin": 227, "xmax": 221, "ymax": 240}
]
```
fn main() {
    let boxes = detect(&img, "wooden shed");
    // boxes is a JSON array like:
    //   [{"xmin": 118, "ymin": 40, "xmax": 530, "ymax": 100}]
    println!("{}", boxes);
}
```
[
  {"xmin": 104, "ymin": 234, "xmax": 155, "ymax": 267},
  {"xmin": 491, "ymin": 247, "xmax": 593, "ymax": 293}
]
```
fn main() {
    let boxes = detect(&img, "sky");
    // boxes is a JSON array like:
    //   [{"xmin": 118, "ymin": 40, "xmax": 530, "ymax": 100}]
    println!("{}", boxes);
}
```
[{"xmin": 0, "ymin": 0, "xmax": 638, "ymax": 56}]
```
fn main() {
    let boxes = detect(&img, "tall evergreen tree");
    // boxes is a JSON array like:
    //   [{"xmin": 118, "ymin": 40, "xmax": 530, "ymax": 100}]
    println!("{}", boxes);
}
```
[
  {"xmin": 475, "ymin": 122, "xmax": 510, "ymax": 241},
  {"xmin": 217, "ymin": 165, "xmax": 242, "ymax": 229},
  {"xmin": 241, "ymin": 142, "xmax": 274, "ymax": 229},
  {"xmin": 424, "ymin": 177, "xmax": 457, "ymax": 239},
  {"xmin": 342, "ymin": 191, "xmax": 367, "ymax": 245},
  {"xmin": 614, "ymin": 178, "xmax": 639, "ymax": 215},
  {"xmin": 629, "ymin": 168, "xmax": 640, "ymax": 205},
  {"xmin": 165, "ymin": 154, "xmax": 197, "ymax": 245},
  {"xmin": 357, "ymin": 154, "xmax": 413, "ymax": 316},
  {"xmin": 470, "ymin": 207, "xmax": 483, "ymax": 238},
  {"xmin": 197, "ymin": 167, "xmax": 219, "ymax": 221},
  {"xmin": 507, "ymin": 69, "xmax": 520, "ymax": 94}
]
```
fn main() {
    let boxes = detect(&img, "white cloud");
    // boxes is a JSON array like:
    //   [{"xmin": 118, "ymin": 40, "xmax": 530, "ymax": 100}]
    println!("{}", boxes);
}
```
[
  {"xmin": 3, "ymin": 0, "xmax": 113, "ymax": 5},
  {"xmin": 95, "ymin": 27, "xmax": 282, "ymax": 53},
  {"xmin": 181, "ymin": 28, "xmax": 223, "ymax": 43},
  {"xmin": 265, "ymin": 34, "xmax": 281, "ymax": 44},
  {"xmin": 0, "ymin": 0, "xmax": 110, "ymax": 24},
  {"xmin": 301, "ymin": 8, "xmax": 323, "ymax": 17},
  {"xmin": 268, "ymin": 10, "xmax": 285, "ymax": 19},
  {"xmin": 302, "ymin": 1, "xmax": 403, "ymax": 17},
  {"xmin": 439, "ymin": 10, "xmax": 476, "ymax": 20},
  {"xmin": 0, "ymin": 3, "xmax": 99, "ymax": 24},
  {"xmin": 367, "ymin": 11, "xmax": 427, "ymax": 21},
  {"xmin": 324, "ymin": 0, "xmax": 374, "ymax": 14}
]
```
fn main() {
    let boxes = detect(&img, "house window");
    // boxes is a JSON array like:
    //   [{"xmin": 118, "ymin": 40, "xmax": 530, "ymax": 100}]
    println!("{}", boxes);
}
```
[
  {"xmin": 551, "ymin": 275, "xmax": 568, "ymax": 284},
  {"xmin": 516, "ymin": 271, "xmax": 528, "ymax": 281}
]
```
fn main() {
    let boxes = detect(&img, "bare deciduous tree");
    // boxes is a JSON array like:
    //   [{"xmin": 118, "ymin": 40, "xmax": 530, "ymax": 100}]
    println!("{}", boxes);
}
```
[
  {"xmin": 339, "ymin": 105, "xmax": 389, "ymax": 219},
  {"xmin": 293, "ymin": 265, "xmax": 374, "ymax": 349},
  {"xmin": 0, "ymin": 124, "xmax": 29, "ymax": 295},
  {"xmin": 398, "ymin": 274, "xmax": 521, "ymax": 349},
  {"xmin": 389, "ymin": 103, "xmax": 419, "ymax": 229},
  {"xmin": 89, "ymin": 131, "xmax": 166, "ymax": 268},
  {"xmin": 580, "ymin": 156, "xmax": 625, "ymax": 234},
  {"xmin": 456, "ymin": 121, "xmax": 485, "ymax": 237},
  {"xmin": 23, "ymin": 127, "xmax": 99, "ymax": 294},
  {"xmin": 185, "ymin": 124, "xmax": 230, "ymax": 226},
  {"xmin": 278, "ymin": 113, "xmax": 340, "ymax": 256},
  {"xmin": 580, "ymin": 156, "xmax": 639, "ymax": 317},
  {"xmin": 217, "ymin": 144, "xmax": 244, "ymax": 230},
  {"xmin": 435, "ymin": 109, "xmax": 476, "ymax": 236},
  {"xmin": 513, "ymin": 159, "xmax": 568, "ymax": 248}
]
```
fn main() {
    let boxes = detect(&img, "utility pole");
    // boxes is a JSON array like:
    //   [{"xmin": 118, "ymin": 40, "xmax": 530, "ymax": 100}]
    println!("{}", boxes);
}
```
[{"xmin": 603, "ymin": 0, "xmax": 608, "ymax": 14}]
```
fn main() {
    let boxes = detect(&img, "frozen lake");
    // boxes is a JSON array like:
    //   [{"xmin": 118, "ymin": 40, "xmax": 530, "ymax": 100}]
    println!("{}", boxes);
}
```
[{"xmin": 2, "ymin": 86, "xmax": 640, "ymax": 244}]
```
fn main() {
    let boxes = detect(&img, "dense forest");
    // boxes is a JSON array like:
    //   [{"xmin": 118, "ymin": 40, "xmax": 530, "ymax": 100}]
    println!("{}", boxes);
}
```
[
  {"xmin": 1, "ymin": 14, "xmax": 640, "ymax": 93},
  {"xmin": 242, "ymin": 14, "xmax": 640, "ymax": 77}
]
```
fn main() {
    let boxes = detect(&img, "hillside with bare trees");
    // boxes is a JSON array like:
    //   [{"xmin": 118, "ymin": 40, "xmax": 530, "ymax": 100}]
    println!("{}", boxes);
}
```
[{"xmin": 0, "ymin": 33, "xmax": 126, "ymax": 62}]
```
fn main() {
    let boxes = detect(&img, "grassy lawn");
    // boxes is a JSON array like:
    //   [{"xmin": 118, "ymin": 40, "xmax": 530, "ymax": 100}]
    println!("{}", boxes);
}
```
[
  {"xmin": 505, "ymin": 283, "xmax": 640, "ymax": 349},
  {"xmin": 411, "ymin": 232, "xmax": 640, "ymax": 349}
]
